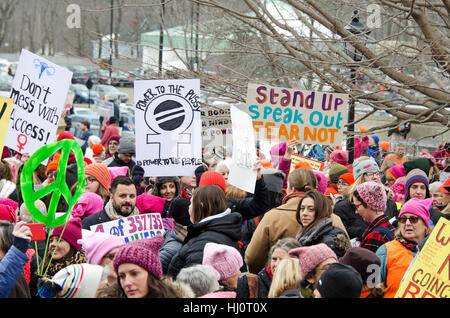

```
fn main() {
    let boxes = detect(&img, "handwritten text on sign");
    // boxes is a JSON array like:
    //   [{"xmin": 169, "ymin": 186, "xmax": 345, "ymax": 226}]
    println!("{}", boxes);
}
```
[
  {"xmin": 243, "ymin": 83, "xmax": 348, "ymax": 146},
  {"xmin": 90, "ymin": 213, "xmax": 165, "ymax": 243},
  {"xmin": 395, "ymin": 218, "xmax": 450, "ymax": 298}
]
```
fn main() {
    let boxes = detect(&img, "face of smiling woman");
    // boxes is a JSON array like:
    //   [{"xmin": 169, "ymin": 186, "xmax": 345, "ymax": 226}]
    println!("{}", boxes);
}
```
[
  {"xmin": 118, "ymin": 263, "xmax": 150, "ymax": 298},
  {"xmin": 159, "ymin": 182, "xmax": 176, "ymax": 201}
]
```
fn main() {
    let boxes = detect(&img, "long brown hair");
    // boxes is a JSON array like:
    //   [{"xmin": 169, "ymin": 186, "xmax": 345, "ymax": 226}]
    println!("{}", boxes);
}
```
[
  {"xmin": 296, "ymin": 190, "xmax": 332, "ymax": 230},
  {"xmin": 191, "ymin": 185, "xmax": 228, "ymax": 223}
]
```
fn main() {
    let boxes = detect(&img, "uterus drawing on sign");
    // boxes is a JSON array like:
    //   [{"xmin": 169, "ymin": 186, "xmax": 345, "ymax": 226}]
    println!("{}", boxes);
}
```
[
  {"xmin": 33, "ymin": 59, "xmax": 56, "ymax": 79},
  {"xmin": 144, "ymin": 94, "xmax": 196, "ymax": 159}
]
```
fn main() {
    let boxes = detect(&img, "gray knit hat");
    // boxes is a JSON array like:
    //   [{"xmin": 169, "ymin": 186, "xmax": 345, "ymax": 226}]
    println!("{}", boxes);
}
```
[{"xmin": 117, "ymin": 137, "xmax": 135, "ymax": 154}]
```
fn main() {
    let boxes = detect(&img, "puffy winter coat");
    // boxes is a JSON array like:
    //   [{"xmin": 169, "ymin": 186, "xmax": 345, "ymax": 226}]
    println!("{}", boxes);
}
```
[{"xmin": 167, "ymin": 210, "xmax": 242, "ymax": 278}]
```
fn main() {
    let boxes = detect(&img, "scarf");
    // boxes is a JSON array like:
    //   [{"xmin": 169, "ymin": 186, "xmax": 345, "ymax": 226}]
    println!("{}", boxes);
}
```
[
  {"xmin": 296, "ymin": 217, "xmax": 332, "ymax": 246},
  {"xmin": 104, "ymin": 200, "xmax": 140, "ymax": 221},
  {"xmin": 397, "ymin": 237, "xmax": 418, "ymax": 253},
  {"xmin": 281, "ymin": 191, "xmax": 306, "ymax": 205},
  {"xmin": 44, "ymin": 249, "xmax": 87, "ymax": 279}
]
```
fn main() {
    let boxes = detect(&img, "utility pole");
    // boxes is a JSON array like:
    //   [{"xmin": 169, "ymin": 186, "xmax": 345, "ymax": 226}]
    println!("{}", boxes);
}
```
[
  {"xmin": 158, "ymin": 0, "xmax": 165, "ymax": 78},
  {"xmin": 109, "ymin": 0, "xmax": 114, "ymax": 85}
]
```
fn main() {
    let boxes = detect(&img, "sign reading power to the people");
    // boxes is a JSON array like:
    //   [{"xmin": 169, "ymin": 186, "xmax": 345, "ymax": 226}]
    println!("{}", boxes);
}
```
[{"xmin": 134, "ymin": 79, "xmax": 202, "ymax": 177}]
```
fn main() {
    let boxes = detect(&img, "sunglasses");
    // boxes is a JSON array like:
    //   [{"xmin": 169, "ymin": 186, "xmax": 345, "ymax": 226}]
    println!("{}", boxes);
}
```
[{"xmin": 398, "ymin": 216, "xmax": 420, "ymax": 224}]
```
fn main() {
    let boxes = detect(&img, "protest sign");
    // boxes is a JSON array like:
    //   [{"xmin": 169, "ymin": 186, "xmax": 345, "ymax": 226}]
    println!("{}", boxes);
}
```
[
  {"xmin": 0, "ymin": 97, "xmax": 13, "ymax": 154},
  {"xmin": 289, "ymin": 153, "xmax": 325, "ymax": 172},
  {"xmin": 5, "ymin": 49, "xmax": 72, "ymax": 157},
  {"xmin": 90, "ymin": 213, "xmax": 165, "ymax": 243},
  {"xmin": 242, "ymin": 83, "xmax": 348, "ymax": 147},
  {"xmin": 94, "ymin": 98, "xmax": 113, "ymax": 117},
  {"xmin": 201, "ymin": 103, "xmax": 232, "ymax": 148},
  {"xmin": 395, "ymin": 218, "xmax": 450, "ymax": 298},
  {"xmin": 227, "ymin": 105, "xmax": 257, "ymax": 194},
  {"xmin": 134, "ymin": 79, "xmax": 202, "ymax": 176}
]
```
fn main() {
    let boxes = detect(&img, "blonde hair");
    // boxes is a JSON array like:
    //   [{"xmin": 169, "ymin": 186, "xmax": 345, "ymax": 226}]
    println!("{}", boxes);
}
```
[
  {"xmin": 225, "ymin": 184, "xmax": 247, "ymax": 199},
  {"xmin": 268, "ymin": 258, "xmax": 301, "ymax": 298}
]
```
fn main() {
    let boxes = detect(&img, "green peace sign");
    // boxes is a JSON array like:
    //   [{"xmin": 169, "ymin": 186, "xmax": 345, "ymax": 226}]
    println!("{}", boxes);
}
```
[{"xmin": 21, "ymin": 139, "xmax": 86, "ymax": 228}]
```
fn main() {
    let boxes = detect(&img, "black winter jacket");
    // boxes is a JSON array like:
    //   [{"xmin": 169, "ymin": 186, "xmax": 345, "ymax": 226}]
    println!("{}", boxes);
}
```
[
  {"xmin": 167, "ymin": 211, "xmax": 242, "ymax": 278},
  {"xmin": 236, "ymin": 266, "xmax": 272, "ymax": 298},
  {"xmin": 81, "ymin": 209, "xmax": 112, "ymax": 230}
]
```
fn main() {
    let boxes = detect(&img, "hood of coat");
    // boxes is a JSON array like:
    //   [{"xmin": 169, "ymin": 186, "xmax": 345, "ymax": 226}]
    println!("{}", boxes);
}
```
[
  {"xmin": 150, "ymin": 176, "xmax": 182, "ymax": 202},
  {"xmin": 185, "ymin": 212, "xmax": 242, "ymax": 243}
]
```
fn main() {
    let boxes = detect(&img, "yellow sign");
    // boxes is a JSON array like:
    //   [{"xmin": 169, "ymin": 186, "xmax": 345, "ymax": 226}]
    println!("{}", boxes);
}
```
[
  {"xmin": 0, "ymin": 97, "xmax": 13, "ymax": 154},
  {"xmin": 289, "ymin": 153, "xmax": 325, "ymax": 173},
  {"xmin": 395, "ymin": 218, "xmax": 450, "ymax": 298}
]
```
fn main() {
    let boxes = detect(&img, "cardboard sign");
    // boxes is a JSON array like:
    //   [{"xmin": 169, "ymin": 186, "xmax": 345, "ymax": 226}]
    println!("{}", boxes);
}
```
[
  {"xmin": 90, "ymin": 213, "xmax": 165, "ymax": 243},
  {"xmin": 0, "ymin": 97, "xmax": 13, "ymax": 154},
  {"xmin": 289, "ymin": 153, "xmax": 325, "ymax": 172},
  {"xmin": 5, "ymin": 49, "xmax": 72, "ymax": 157},
  {"xmin": 201, "ymin": 104, "xmax": 232, "ymax": 148},
  {"xmin": 134, "ymin": 79, "xmax": 202, "ymax": 176},
  {"xmin": 242, "ymin": 83, "xmax": 348, "ymax": 147},
  {"xmin": 227, "ymin": 105, "xmax": 257, "ymax": 194},
  {"xmin": 94, "ymin": 98, "xmax": 113, "ymax": 117},
  {"xmin": 395, "ymin": 218, "xmax": 450, "ymax": 298}
]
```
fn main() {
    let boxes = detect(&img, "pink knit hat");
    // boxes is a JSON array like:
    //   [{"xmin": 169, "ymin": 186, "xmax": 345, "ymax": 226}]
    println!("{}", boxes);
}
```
[
  {"xmin": 386, "ymin": 164, "xmax": 406, "ymax": 182},
  {"xmin": 50, "ymin": 217, "xmax": 83, "ymax": 251},
  {"xmin": 313, "ymin": 171, "xmax": 327, "ymax": 194},
  {"xmin": 202, "ymin": 243, "xmax": 243, "ymax": 281},
  {"xmin": 113, "ymin": 235, "xmax": 164, "ymax": 279},
  {"xmin": 288, "ymin": 243, "xmax": 337, "ymax": 279},
  {"xmin": 356, "ymin": 181, "xmax": 387, "ymax": 212},
  {"xmin": 77, "ymin": 232, "xmax": 125, "ymax": 265},
  {"xmin": 330, "ymin": 150, "xmax": 348, "ymax": 165},
  {"xmin": 399, "ymin": 197, "xmax": 433, "ymax": 227},
  {"xmin": 71, "ymin": 192, "xmax": 104, "ymax": 219},
  {"xmin": 136, "ymin": 193, "xmax": 167, "ymax": 214},
  {"xmin": 107, "ymin": 166, "xmax": 129, "ymax": 182}
]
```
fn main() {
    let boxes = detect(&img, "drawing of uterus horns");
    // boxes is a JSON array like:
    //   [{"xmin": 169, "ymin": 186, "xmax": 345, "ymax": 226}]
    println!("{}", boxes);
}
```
[{"xmin": 34, "ymin": 59, "xmax": 56, "ymax": 79}]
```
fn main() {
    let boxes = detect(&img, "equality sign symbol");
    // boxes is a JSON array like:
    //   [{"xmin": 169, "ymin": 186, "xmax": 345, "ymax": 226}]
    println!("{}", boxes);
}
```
[
  {"xmin": 144, "ymin": 93, "xmax": 195, "ymax": 159},
  {"xmin": 20, "ymin": 139, "xmax": 85, "ymax": 228}
]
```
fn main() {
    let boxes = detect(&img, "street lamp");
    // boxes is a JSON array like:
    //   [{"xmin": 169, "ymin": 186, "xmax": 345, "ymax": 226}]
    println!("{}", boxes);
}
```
[{"xmin": 344, "ymin": 10, "xmax": 369, "ymax": 164}]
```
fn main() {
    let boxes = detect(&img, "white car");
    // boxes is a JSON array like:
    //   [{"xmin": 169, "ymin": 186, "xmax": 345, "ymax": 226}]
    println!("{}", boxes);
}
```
[
  {"xmin": 0, "ymin": 58, "xmax": 9, "ymax": 74},
  {"xmin": 0, "ymin": 73, "xmax": 12, "ymax": 97}
]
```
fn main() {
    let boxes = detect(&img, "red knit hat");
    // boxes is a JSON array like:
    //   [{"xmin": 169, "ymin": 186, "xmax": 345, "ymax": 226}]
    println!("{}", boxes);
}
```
[
  {"xmin": 57, "ymin": 131, "xmax": 75, "ymax": 141},
  {"xmin": 92, "ymin": 144, "xmax": 104, "ymax": 155},
  {"xmin": 295, "ymin": 161, "xmax": 313, "ymax": 170},
  {"xmin": 199, "ymin": 171, "xmax": 227, "ymax": 193},
  {"xmin": 338, "ymin": 173, "xmax": 355, "ymax": 185},
  {"xmin": 50, "ymin": 217, "xmax": 83, "ymax": 251},
  {"xmin": 85, "ymin": 163, "xmax": 111, "ymax": 190},
  {"xmin": 46, "ymin": 153, "xmax": 61, "ymax": 175}
]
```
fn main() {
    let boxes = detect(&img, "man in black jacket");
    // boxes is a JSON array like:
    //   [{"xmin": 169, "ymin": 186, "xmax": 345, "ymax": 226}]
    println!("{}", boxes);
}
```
[{"xmin": 81, "ymin": 176, "xmax": 139, "ymax": 230}]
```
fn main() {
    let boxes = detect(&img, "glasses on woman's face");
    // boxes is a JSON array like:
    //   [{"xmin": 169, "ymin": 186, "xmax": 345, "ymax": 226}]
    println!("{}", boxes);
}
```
[
  {"xmin": 337, "ymin": 180, "xmax": 349, "ymax": 186},
  {"xmin": 85, "ymin": 176, "xmax": 98, "ymax": 184},
  {"xmin": 365, "ymin": 171, "xmax": 381, "ymax": 178},
  {"xmin": 353, "ymin": 202, "xmax": 363, "ymax": 210},
  {"xmin": 398, "ymin": 216, "xmax": 420, "ymax": 224}
]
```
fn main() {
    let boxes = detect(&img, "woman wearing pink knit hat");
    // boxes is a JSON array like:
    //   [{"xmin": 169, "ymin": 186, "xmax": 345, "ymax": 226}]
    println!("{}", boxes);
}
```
[{"xmin": 376, "ymin": 197, "xmax": 434, "ymax": 298}]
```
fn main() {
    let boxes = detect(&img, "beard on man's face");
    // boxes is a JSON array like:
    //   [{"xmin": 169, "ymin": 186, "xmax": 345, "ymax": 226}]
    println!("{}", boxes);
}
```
[{"xmin": 112, "ymin": 201, "xmax": 134, "ymax": 216}]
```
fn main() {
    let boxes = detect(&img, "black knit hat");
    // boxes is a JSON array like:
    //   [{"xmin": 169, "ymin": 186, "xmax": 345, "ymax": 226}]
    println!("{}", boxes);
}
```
[
  {"xmin": 316, "ymin": 263, "xmax": 363, "ymax": 298},
  {"xmin": 168, "ymin": 198, "xmax": 192, "ymax": 226}
]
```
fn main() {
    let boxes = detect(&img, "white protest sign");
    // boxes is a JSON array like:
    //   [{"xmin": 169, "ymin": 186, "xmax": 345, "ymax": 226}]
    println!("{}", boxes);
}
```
[
  {"xmin": 201, "ymin": 103, "xmax": 232, "ymax": 148},
  {"xmin": 227, "ymin": 105, "xmax": 257, "ymax": 194},
  {"xmin": 242, "ymin": 83, "xmax": 348, "ymax": 146},
  {"xmin": 134, "ymin": 79, "xmax": 202, "ymax": 176},
  {"xmin": 90, "ymin": 213, "xmax": 165, "ymax": 243},
  {"xmin": 5, "ymin": 49, "xmax": 72, "ymax": 156},
  {"xmin": 94, "ymin": 98, "xmax": 113, "ymax": 117}
]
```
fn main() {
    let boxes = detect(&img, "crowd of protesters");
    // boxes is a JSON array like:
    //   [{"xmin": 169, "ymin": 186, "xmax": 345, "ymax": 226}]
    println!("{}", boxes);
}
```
[{"xmin": 1, "ymin": 118, "xmax": 449, "ymax": 298}]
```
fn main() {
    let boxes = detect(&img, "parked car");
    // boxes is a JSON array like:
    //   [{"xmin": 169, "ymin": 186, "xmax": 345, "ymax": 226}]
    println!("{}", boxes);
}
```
[
  {"xmin": 91, "ymin": 84, "xmax": 128, "ymax": 103},
  {"xmin": 67, "ymin": 65, "xmax": 97, "ymax": 84},
  {"xmin": 0, "ymin": 73, "xmax": 12, "ymax": 97},
  {"xmin": 96, "ymin": 70, "xmax": 110, "ymax": 84},
  {"xmin": 68, "ymin": 113, "xmax": 101, "ymax": 139},
  {"xmin": 111, "ymin": 72, "xmax": 132, "ymax": 87},
  {"xmin": 69, "ymin": 84, "xmax": 100, "ymax": 104}
]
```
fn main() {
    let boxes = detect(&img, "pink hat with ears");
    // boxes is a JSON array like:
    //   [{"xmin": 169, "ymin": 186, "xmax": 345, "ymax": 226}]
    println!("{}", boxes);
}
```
[
  {"xmin": 71, "ymin": 192, "xmax": 104, "ymax": 218},
  {"xmin": 399, "ymin": 197, "xmax": 433, "ymax": 227},
  {"xmin": 313, "ymin": 170, "xmax": 327, "ymax": 194},
  {"xmin": 107, "ymin": 166, "xmax": 129, "ymax": 184}
]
